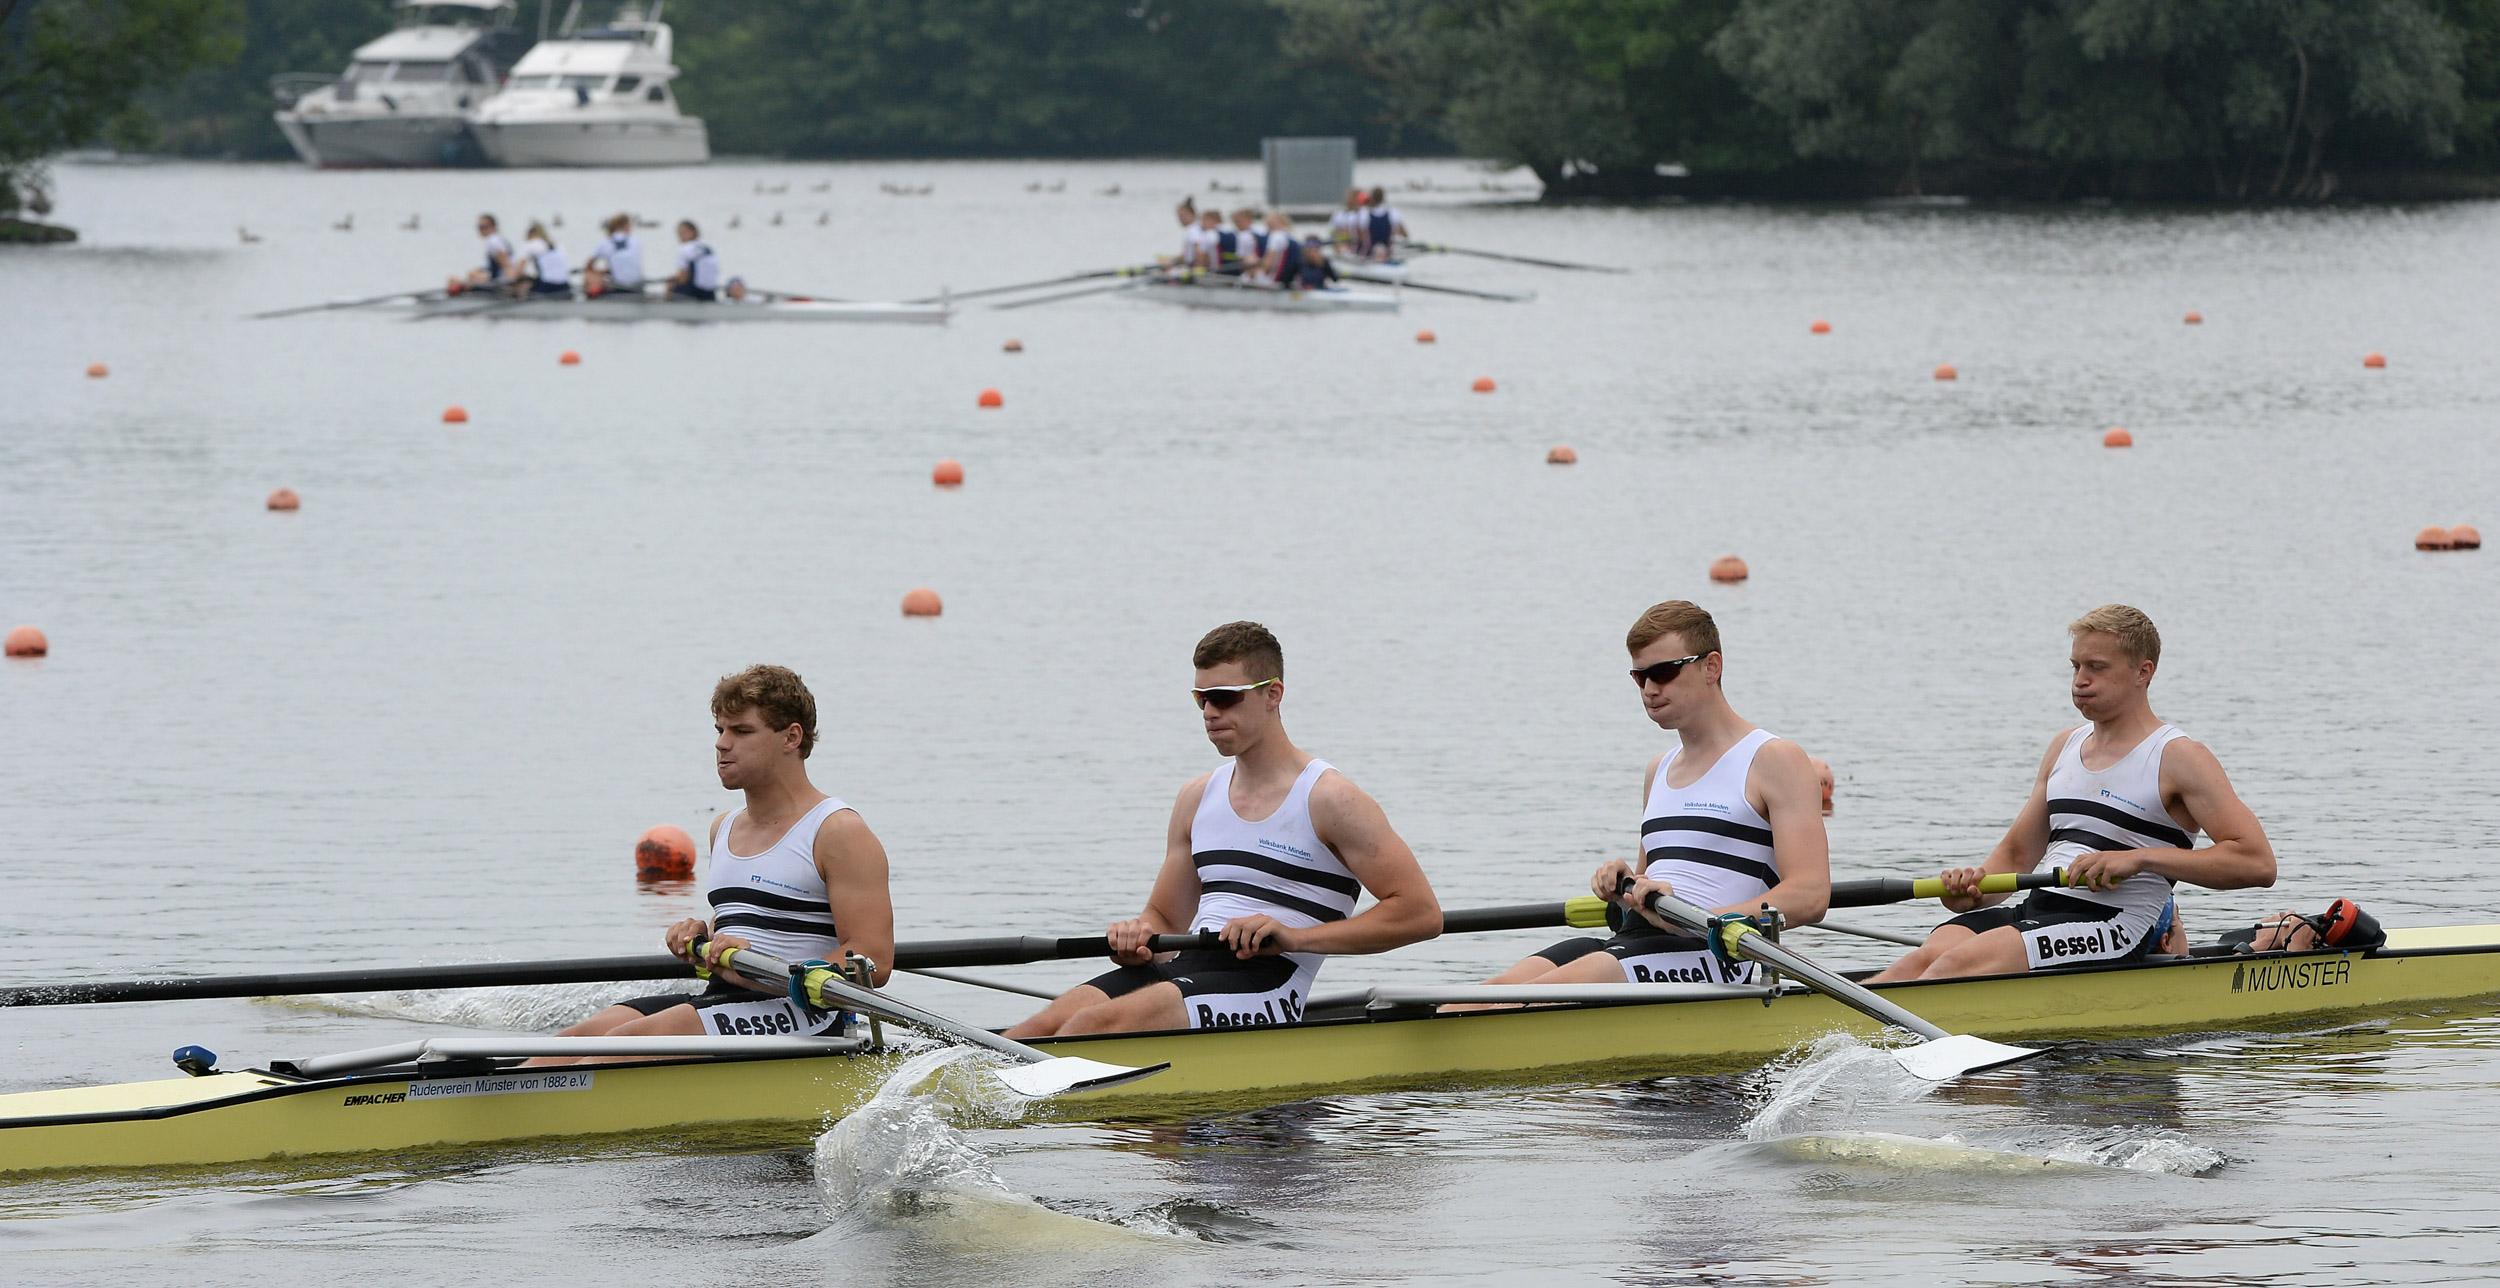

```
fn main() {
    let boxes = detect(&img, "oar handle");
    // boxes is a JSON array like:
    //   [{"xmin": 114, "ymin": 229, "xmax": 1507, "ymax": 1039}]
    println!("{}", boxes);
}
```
[{"xmin": 1827, "ymin": 869, "xmax": 2068, "ymax": 908}]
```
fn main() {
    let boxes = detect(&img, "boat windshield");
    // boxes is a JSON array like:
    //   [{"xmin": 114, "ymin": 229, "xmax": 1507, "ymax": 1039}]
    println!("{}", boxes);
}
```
[
  {"xmin": 507, "ymin": 73, "xmax": 557, "ymax": 89},
  {"xmin": 560, "ymin": 74, "xmax": 607, "ymax": 90},
  {"xmin": 345, "ymin": 60, "xmax": 454, "ymax": 82}
]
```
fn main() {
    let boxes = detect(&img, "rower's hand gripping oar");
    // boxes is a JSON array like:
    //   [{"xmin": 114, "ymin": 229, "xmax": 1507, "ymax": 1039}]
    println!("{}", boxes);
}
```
[
  {"xmin": 689, "ymin": 937, "xmax": 1168, "ymax": 1099},
  {"xmin": 1613, "ymin": 879, "xmax": 2044, "ymax": 1081}
]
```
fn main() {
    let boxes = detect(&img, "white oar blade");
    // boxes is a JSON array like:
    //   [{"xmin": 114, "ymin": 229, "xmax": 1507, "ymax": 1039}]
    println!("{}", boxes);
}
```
[
  {"xmin": 993, "ymin": 1057, "xmax": 1169, "ymax": 1099},
  {"xmin": 1894, "ymin": 1034, "xmax": 2043, "ymax": 1082}
]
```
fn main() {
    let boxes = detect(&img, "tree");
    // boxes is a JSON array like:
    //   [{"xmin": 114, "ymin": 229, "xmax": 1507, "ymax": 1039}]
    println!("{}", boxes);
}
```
[{"xmin": 0, "ymin": 0, "xmax": 236, "ymax": 225}]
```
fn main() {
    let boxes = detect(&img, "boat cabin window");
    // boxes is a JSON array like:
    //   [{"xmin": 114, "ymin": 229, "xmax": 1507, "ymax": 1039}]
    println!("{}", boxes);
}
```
[
  {"xmin": 506, "ymin": 74, "xmax": 555, "ymax": 89},
  {"xmin": 561, "ymin": 74, "xmax": 608, "ymax": 91},
  {"xmin": 344, "ymin": 61, "xmax": 390, "ymax": 82},
  {"xmin": 613, "ymin": 75, "xmax": 641, "ymax": 92},
  {"xmin": 384, "ymin": 60, "xmax": 452, "ymax": 82},
  {"xmin": 645, "ymin": 84, "xmax": 667, "ymax": 102}
]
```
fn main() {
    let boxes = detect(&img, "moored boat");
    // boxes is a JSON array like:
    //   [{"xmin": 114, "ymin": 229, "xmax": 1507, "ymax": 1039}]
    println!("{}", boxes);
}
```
[
  {"xmin": 468, "ymin": 1, "xmax": 706, "ymax": 167},
  {"xmin": 7, "ymin": 922, "xmax": 2495, "ymax": 1174},
  {"xmin": 271, "ymin": 0, "xmax": 529, "ymax": 168}
]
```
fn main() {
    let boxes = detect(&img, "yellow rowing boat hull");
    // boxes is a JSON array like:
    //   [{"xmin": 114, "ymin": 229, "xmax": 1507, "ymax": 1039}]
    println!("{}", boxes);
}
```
[{"xmin": 5, "ymin": 926, "xmax": 2495, "ymax": 1174}]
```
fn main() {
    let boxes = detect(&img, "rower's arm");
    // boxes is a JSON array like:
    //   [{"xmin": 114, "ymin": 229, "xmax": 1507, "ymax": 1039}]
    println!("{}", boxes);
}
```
[
  {"xmin": 1302, "ymin": 773, "xmax": 1441, "ymax": 955},
  {"xmin": 1731, "ymin": 739, "xmax": 1829, "ymax": 924},
  {"xmin": 815, "ymin": 809, "xmax": 896, "ymax": 986},
  {"xmin": 2108, "ymin": 739, "xmax": 2275, "ymax": 891},
  {"xmin": 1133, "ymin": 776, "xmax": 1212, "ymax": 935}
]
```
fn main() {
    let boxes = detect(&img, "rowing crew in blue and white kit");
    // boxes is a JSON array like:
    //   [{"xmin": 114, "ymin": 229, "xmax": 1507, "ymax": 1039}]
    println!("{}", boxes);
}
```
[
  {"xmin": 1329, "ymin": 187, "xmax": 1408, "ymax": 261},
  {"xmin": 451, "ymin": 211, "xmax": 745, "ymax": 301},
  {"xmin": 1178, "ymin": 207, "xmax": 1341, "ymax": 289}
]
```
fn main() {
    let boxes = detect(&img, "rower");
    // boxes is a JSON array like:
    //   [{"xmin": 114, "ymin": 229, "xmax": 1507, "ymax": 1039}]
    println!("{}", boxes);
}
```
[
  {"xmin": 1171, "ymin": 196, "xmax": 1199, "ymax": 264},
  {"xmin": 1213, "ymin": 208, "xmax": 1256, "ymax": 274},
  {"xmin": 1188, "ymin": 207, "xmax": 1225, "ymax": 270},
  {"xmin": 525, "ymin": 665, "xmax": 896, "ymax": 1064},
  {"xmin": 668, "ymin": 219, "xmax": 721, "ymax": 301},
  {"xmin": 1255, "ymin": 211, "xmax": 1303, "ymax": 283},
  {"xmin": 1331, "ymin": 188, "xmax": 1366, "ymax": 253},
  {"xmin": 1460, "ymin": 601, "xmax": 1830, "ymax": 1001},
  {"xmin": 1003, "ymin": 622, "xmax": 1440, "ymax": 1037},
  {"xmin": 517, "ymin": 220, "xmax": 570, "ymax": 296},
  {"xmin": 450, "ymin": 213, "xmax": 515, "ymax": 293},
  {"xmin": 583, "ymin": 213, "xmax": 643, "ymax": 297},
  {"xmin": 1363, "ymin": 186, "xmax": 1407, "ymax": 262},
  {"xmin": 1866, "ymin": 606, "xmax": 2275, "ymax": 982}
]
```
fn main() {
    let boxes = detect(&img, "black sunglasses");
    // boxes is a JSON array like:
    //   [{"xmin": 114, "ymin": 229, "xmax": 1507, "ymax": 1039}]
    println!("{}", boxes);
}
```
[
  {"xmin": 1192, "ymin": 678, "xmax": 1279, "ymax": 710},
  {"xmin": 1628, "ymin": 654, "xmax": 1707, "ymax": 686}
]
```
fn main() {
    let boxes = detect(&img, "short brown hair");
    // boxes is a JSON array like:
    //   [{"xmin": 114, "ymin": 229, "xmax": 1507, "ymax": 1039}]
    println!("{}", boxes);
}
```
[
  {"xmin": 2069, "ymin": 604, "xmax": 2160, "ymax": 666},
  {"xmin": 1626, "ymin": 601, "xmax": 1721, "ymax": 658},
  {"xmin": 1193, "ymin": 621, "xmax": 1283, "ymax": 681},
  {"xmin": 711, "ymin": 665, "xmax": 818, "ymax": 758}
]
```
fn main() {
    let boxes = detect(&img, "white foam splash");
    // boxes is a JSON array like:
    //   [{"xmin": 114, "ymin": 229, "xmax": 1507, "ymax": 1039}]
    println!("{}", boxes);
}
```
[
  {"xmin": 265, "ymin": 980, "xmax": 699, "ymax": 1031},
  {"xmin": 1946, "ymin": 1126, "xmax": 2227, "ymax": 1176},
  {"xmin": 1742, "ymin": 1032, "xmax": 1938, "ymax": 1140}
]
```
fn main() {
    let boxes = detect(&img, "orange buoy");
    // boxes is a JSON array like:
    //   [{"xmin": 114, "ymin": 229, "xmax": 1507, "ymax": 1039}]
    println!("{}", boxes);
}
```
[
  {"xmin": 1709, "ymin": 555, "xmax": 1749, "ymax": 583},
  {"xmin": 1810, "ymin": 320, "xmax": 1830, "ymax": 334},
  {"xmin": 901, "ymin": 587, "xmax": 943, "ymax": 617},
  {"xmin": 1416, "ymin": 329, "xmax": 1436, "ymax": 344},
  {"xmin": 1471, "ymin": 377, "xmax": 1496, "ymax": 393},
  {"xmin": 442, "ymin": 405, "xmax": 468, "ymax": 423},
  {"xmin": 1809, "ymin": 756, "xmax": 1834, "ymax": 815},
  {"xmin": 86, "ymin": 363, "xmax": 108, "ymax": 378},
  {"xmin": 2103, "ymin": 427, "xmax": 2133, "ymax": 448},
  {"xmin": 266, "ymin": 488, "xmax": 300, "ymax": 511},
  {"xmin": 2450, "ymin": 523, "xmax": 2482, "ymax": 550},
  {"xmin": 932, "ymin": 459, "xmax": 964, "ymax": 487},
  {"xmin": 1546, "ymin": 445, "xmax": 1577, "ymax": 465},
  {"xmin": 2364, "ymin": 352, "xmax": 2387, "ymax": 369},
  {"xmin": 559, "ymin": 350, "xmax": 580, "ymax": 365},
  {"xmin": 2184, "ymin": 311, "xmax": 2203, "ymax": 325},
  {"xmin": 2416, "ymin": 525, "xmax": 2455, "ymax": 551},
  {"xmin": 977, "ymin": 388, "xmax": 1003, "ymax": 408},
  {"xmin": 1003, "ymin": 338, "xmax": 1023, "ymax": 353},
  {"xmin": 3, "ymin": 625, "xmax": 45, "ymax": 658},
  {"xmin": 1933, "ymin": 364, "xmax": 1957, "ymax": 381},
  {"xmin": 634, "ymin": 824, "xmax": 697, "ymax": 878}
]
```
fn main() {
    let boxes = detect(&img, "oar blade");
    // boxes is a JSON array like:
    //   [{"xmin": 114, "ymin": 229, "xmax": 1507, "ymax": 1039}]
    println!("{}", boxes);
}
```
[
  {"xmin": 993, "ymin": 1056, "xmax": 1169, "ymax": 1098},
  {"xmin": 1893, "ymin": 1034, "xmax": 2042, "ymax": 1082}
]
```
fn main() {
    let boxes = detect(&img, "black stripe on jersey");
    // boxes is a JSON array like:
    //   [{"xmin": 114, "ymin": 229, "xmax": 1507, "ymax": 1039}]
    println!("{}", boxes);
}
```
[
  {"xmin": 1197, "ymin": 880, "xmax": 1349, "ymax": 923},
  {"xmin": 1641, "ymin": 814, "xmax": 1774, "ymax": 847},
  {"xmin": 712, "ymin": 910, "xmax": 840, "ymax": 937},
  {"xmin": 2048, "ymin": 797, "xmax": 2191, "ymax": 849},
  {"xmin": 1192, "ymin": 848, "xmax": 1361, "ymax": 897},
  {"xmin": 708, "ymin": 887, "xmax": 832, "ymax": 915},
  {"xmin": 2048, "ymin": 827, "xmax": 2185, "ymax": 872},
  {"xmin": 1641, "ymin": 845, "xmax": 1778, "ymax": 888}
]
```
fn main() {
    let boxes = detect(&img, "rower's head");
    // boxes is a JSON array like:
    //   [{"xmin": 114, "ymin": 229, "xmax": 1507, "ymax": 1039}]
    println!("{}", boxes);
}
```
[
  {"xmin": 525, "ymin": 220, "xmax": 550, "ymax": 243},
  {"xmin": 1268, "ymin": 210, "xmax": 1294, "ymax": 231},
  {"xmin": 1346, "ymin": 189, "xmax": 1365, "ymax": 209},
  {"xmin": 1175, "ymin": 198, "xmax": 1197, "ymax": 226},
  {"xmin": 1232, "ymin": 208, "xmax": 1254, "ymax": 228},
  {"xmin": 711, "ymin": 664, "xmax": 818, "ymax": 790},
  {"xmin": 1199, "ymin": 209, "xmax": 1221, "ymax": 229},
  {"xmin": 1625, "ymin": 600, "xmax": 1725, "ymax": 731},
  {"xmin": 1191, "ymin": 621, "xmax": 1285, "ymax": 756},
  {"xmin": 1368, "ymin": 186, "xmax": 1388, "ymax": 205},
  {"xmin": 606, "ymin": 212, "xmax": 631, "ymax": 233},
  {"xmin": 2067, "ymin": 604, "xmax": 2160, "ymax": 721},
  {"xmin": 476, "ymin": 214, "xmax": 498, "ymax": 237},
  {"xmin": 677, "ymin": 219, "xmax": 699, "ymax": 242}
]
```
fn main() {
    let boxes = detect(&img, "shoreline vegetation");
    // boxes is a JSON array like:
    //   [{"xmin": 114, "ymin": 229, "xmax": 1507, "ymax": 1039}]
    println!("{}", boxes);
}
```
[{"xmin": 11, "ymin": 0, "xmax": 2500, "ymax": 211}]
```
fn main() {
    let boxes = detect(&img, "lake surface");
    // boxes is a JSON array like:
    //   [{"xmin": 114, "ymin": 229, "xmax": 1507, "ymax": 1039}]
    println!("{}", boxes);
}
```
[{"xmin": 3, "ymin": 156, "xmax": 2497, "ymax": 1285}]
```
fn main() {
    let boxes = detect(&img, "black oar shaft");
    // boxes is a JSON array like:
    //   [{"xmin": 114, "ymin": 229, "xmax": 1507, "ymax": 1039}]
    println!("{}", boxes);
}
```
[
  {"xmin": 0, "ymin": 956, "xmax": 693, "ymax": 1008},
  {"xmin": 1827, "ymin": 869, "xmax": 2066, "ymax": 908}
]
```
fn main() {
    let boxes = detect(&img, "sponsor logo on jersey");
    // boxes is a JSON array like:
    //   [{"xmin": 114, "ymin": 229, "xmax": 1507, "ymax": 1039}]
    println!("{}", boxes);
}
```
[
  {"xmin": 1257, "ymin": 837, "xmax": 1316, "ymax": 861},
  {"xmin": 1195, "ymin": 988, "xmax": 1304, "ymax": 1029},
  {"xmin": 710, "ymin": 1006, "xmax": 802, "ymax": 1036},
  {"xmin": 2031, "ymin": 925, "xmax": 2126, "ymax": 961}
]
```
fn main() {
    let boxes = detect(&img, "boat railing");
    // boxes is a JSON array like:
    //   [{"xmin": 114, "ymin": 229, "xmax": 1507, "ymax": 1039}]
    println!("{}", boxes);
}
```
[{"xmin": 286, "ymin": 1033, "xmax": 874, "ymax": 1078}]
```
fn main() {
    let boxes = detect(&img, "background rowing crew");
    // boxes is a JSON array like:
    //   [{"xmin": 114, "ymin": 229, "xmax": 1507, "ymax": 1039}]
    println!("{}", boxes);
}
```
[
  {"xmin": 449, "ymin": 213, "xmax": 748, "ymax": 303},
  {"xmin": 536, "ymin": 603, "xmax": 2375, "ymax": 1062},
  {"xmin": 1172, "ymin": 187, "xmax": 1410, "ymax": 287}
]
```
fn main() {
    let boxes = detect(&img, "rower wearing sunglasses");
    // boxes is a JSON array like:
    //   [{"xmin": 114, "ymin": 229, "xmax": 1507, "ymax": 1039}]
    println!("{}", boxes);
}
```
[
  {"xmin": 1457, "ymin": 601, "xmax": 1831, "ymax": 1001},
  {"xmin": 1005, "ymin": 621, "xmax": 1440, "ymax": 1037}
]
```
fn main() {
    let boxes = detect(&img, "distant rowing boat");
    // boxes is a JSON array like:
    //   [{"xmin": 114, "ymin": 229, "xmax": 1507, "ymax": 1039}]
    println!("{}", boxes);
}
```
[
  {"xmin": 6, "ymin": 922, "xmax": 2496, "ymax": 1173},
  {"xmin": 393, "ymin": 292, "xmax": 949, "ymax": 323},
  {"xmin": 1135, "ymin": 278, "xmax": 1399, "ymax": 313}
]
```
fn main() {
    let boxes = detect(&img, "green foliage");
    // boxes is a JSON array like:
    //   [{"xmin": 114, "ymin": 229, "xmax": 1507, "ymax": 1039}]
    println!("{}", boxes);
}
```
[
  {"xmin": 0, "ymin": 0, "xmax": 239, "ymax": 195},
  {"xmin": 146, "ymin": 0, "xmax": 393, "ymax": 157}
]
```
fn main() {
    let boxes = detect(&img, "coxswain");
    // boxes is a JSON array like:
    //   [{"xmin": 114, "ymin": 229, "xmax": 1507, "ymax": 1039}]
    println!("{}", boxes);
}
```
[
  {"xmin": 1004, "ymin": 622, "xmax": 1440, "ymax": 1037},
  {"xmin": 669, "ymin": 219, "xmax": 721, "ymax": 301},
  {"xmin": 583, "ymin": 213, "xmax": 643, "ymax": 297},
  {"xmin": 1459, "ymin": 601, "xmax": 1830, "ymax": 1003},
  {"xmin": 525, "ymin": 665, "xmax": 896, "ymax": 1065},
  {"xmin": 1363, "ymin": 186, "xmax": 1407, "ymax": 261},
  {"xmin": 1291, "ymin": 235, "xmax": 1340, "ymax": 290},
  {"xmin": 450, "ymin": 213, "xmax": 515, "ymax": 293},
  {"xmin": 517, "ymin": 220, "xmax": 570, "ymax": 296},
  {"xmin": 1330, "ymin": 188, "xmax": 1366, "ymax": 252},
  {"xmin": 1866, "ymin": 606, "xmax": 2275, "ymax": 983}
]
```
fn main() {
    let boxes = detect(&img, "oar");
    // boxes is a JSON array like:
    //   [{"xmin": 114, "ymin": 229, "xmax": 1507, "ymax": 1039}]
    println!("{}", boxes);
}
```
[
  {"xmin": 251, "ymin": 287, "xmax": 450, "ymax": 319},
  {"xmin": 702, "ymin": 939, "xmax": 1165, "ymax": 1098},
  {"xmin": 1828, "ymin": 869, "xmax": 2068, "ymax": 909},
  {"xmin": 991, "ymin": 276, "xmax": 1159, "ymax": 310},
  {"xmin": 1376, "ymin": 278, "xmax": 1533, "ymax": 302},
  {"xmin": 908, "ymin": 265, "xmax": 1161, "ymax": 305},
  {"xmin": 1614, "ymin": 878, "xmax": 2041, "ymax": 1081},
  {"xmin": 1403, "ymin": 240, "xmax": 1626, "ymax": 274}
]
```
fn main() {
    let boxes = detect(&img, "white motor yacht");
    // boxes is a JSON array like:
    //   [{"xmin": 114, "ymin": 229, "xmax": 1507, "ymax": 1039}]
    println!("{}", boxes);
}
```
[
  {"xmin": 272, "ymin": 0, "xmax": 526, "ymax": 167},
  {"xmin": 469, "ymin": 2, "xmax": 707, "ymax": 167}
]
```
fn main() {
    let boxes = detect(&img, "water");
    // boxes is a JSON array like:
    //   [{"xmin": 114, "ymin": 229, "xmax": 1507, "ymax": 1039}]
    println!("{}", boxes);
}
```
[{"xmin": 4, "ymin": 156, "xmax": 2499, "ymax": 1284}]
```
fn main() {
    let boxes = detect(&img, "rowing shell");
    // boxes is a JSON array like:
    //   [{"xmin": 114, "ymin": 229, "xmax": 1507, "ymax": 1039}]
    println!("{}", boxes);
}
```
[
  {"xmin": 1135, "ymin": 280, "xmax": 1399, "ymax": 313},
  {"xmin": 6, "ymin": 924, "xmax": 2497, "ymax": 1173},
  {"xmin": 398, "ymin": 294, "xmax": 950, "ymax": 323}
]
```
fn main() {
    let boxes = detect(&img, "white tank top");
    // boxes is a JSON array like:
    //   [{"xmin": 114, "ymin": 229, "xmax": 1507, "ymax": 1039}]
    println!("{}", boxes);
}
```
[
  {"xmin": 706, "ymin": 796, "xmax": 849, "ymax": 962},
  {"xmin": 2044, "ymin": 725, "xmax": 2197, "ymax": 917},
  {"xmin": 1641, "ymin": 728, "xmax": 1781, "ymax": 912},
  {"xmin": 1189, "ymin": 759, "xmax": 1359, "ymax": 936}
]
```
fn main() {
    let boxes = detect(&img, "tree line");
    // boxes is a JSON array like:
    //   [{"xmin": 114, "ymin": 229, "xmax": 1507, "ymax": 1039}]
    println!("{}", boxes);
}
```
[{"xmin": 12, "ymin": 0, "xmax": 2500, "ymax": 211}]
